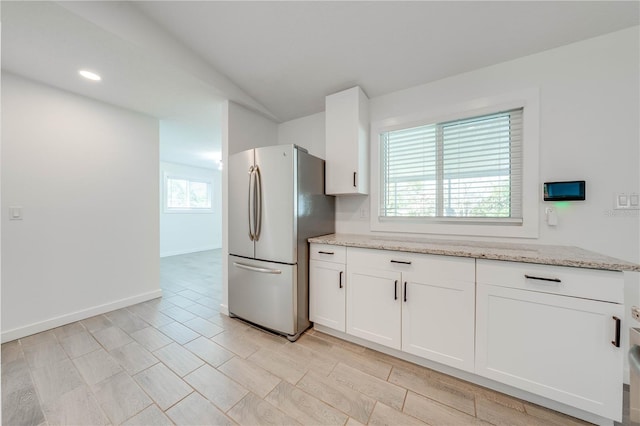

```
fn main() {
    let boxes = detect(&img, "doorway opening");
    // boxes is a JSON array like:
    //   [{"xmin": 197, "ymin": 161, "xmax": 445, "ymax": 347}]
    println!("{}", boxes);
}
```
[{"xmin": 159, "ymin": 112, "xmax": 223, "ymax": 307}]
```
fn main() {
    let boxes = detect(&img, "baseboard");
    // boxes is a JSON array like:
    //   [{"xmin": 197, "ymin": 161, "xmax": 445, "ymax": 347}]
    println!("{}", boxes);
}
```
[
  {"xmin": 1, "ymin": 289, "xmax": 163, "ymax": 343},
  {"xmin": 220, "ymin": 303, "xmax": 229, "ymax": 316},
  {"xmin": 160, "ymin": 246, "xmax": 221, "ymax": 258}
]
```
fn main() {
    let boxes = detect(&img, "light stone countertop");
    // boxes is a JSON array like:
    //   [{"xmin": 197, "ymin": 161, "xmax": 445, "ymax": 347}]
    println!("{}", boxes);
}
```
[{"xmin": 308, "ymin": 233, "xmax": 640, "ymax": 272}]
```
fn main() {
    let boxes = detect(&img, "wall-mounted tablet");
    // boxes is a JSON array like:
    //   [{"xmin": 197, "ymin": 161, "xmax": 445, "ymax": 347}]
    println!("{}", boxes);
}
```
[{"xmin": 543, "ymin": 181, "xmax": 585, "ymax": 201}]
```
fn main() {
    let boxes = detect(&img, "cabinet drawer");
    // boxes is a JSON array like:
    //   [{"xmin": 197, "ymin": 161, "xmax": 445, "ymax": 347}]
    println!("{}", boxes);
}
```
[
  {"xmin": 476, "ymin": 259, "xmax": 623, "ymax": 303},
  {"xmin": 310, "ymin": 244, "xmax": 346, "ymax": 263},
  {"xmin": 347, "ymin": 247, "xmax": 474, "ymax": 284}
]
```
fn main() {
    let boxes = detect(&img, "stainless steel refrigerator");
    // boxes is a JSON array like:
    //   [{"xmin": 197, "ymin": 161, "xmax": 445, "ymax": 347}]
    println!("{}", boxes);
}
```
[{"xmin": 228, "ymin": 144, "xmax": 335, "ymax": 341}]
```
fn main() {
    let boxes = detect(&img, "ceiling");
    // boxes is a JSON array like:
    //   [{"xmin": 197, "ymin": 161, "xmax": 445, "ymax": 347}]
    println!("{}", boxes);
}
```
[
  {"xmin": 2, "ymin": 1, "xmax": 638, "ymax": 166},
  {"xmin": 134, "ymin": 1, "xmax": 639, "ymax": 121}
]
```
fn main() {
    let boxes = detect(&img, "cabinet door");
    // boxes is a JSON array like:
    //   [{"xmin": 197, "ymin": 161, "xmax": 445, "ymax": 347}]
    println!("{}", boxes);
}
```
[
  {"xmin": 309, "ymin": 260, "xmax": 345, "ymax": 332},
  {"xmin": 325, "ymin": 87, "xmax": 368, "ymax": 195},
  {"xmin": 402, "ymin": 260, "xmax": 475, "ymax": 372},
  {"xmin": 347, "ymin": 266, "xmax": 401, "ymax": 349},
  {"xmin": 476, "ymin": 284, "xmax": 623, "ymax": 421}
]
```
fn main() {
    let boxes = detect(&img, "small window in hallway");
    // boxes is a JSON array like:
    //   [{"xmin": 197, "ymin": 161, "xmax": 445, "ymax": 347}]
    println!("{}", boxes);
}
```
[{"xmin": 165, "ymin": 175, "xmax": 213, "ymax": 212}]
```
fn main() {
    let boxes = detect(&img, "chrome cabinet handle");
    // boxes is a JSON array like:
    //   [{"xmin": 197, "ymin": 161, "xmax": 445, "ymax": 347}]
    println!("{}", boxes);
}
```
[
  {"xmin": 318, "ymin": 251, "xmax": 334, "ymax": 255},
  {"xmin": 353, "ymin": 172, "xmax": 357, "ymax": 187},
  {"xmin": 339, "ymin": 271, "xmax": 343, "ymax": 289},
  {"xmin": 394, "ymin": 280, "xmax": 398, "ymax": 300},
  {"xmin": 233, "ymin": 262, "xmax": 282, "ymax": 274},
  {"xmin": 403, "ymin": 281, "xmax": 407, "ymax": 302},
  {"xmin": 524, "ymin": 274, "xmax": 561, "ymax": 283}
]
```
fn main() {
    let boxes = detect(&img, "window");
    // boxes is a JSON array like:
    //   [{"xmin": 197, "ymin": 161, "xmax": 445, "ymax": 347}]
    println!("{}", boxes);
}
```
[
  {"xmin": 165, "ymin": 175, "xmax": 212, "ymax": 212},
  {"xmin": 380, "ymin": 108, "xmax": 522, "ymax": 223},
  {"xmin": 370, "ymin": 89, "xmax": 539, "ymax": 238}
]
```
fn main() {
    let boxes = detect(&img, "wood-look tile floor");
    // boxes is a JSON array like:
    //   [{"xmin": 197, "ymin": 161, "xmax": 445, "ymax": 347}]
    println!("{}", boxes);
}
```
[{"xmin": 1, "ymin": 249, "xmax": 632, "ymax": 425}]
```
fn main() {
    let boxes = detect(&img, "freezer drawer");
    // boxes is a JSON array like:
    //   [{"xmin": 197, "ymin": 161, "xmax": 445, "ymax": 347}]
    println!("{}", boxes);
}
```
[{"xmin": 228, "ymin": 255, "xmax": 297, "ymax": 336}]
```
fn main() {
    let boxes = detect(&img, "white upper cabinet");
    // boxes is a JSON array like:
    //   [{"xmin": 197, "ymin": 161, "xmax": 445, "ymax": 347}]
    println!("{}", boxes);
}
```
[{"xmin": 325, "ymin": 86, "xmax": 369, "ymax": 195}]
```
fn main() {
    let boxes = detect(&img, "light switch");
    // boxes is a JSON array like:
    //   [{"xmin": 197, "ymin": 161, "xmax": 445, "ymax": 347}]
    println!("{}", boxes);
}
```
[
  {"xmin": 618, "ymin": 194, "xmax": 629, "ymax": 207},
  {"xmin": 9, "ymin": 206, "xmax": 23, "ymax": 220},
  {"xmin": 615, "ymin": 192, "xmax": 640, "ymax": 209}
]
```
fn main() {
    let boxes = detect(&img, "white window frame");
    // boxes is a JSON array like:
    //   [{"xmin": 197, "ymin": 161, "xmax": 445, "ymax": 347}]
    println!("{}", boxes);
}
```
[
  {"xmin": 370, "ymin": 89, "xmax": 539, "ymax": 239},
  {"xmin": 163, "ymin": 173, "xmax": 214, "ymax": 213}
]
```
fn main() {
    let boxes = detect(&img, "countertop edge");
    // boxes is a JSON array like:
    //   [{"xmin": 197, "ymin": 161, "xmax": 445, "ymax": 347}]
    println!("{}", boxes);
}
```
[{"xmin": 308, "ymin": 234, "xmax": 640, "ymax": 273}]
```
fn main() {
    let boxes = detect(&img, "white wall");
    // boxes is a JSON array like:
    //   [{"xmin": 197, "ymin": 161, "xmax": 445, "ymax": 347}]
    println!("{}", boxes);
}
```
[
  {"xmin": 278, "ymin": 112, "xmax": 326, "ymax": 159},
  {"xmin": 340, "ymin": 27, "xmax": 639, "ymax": 255},
  {"xmin": 221, "ymin": 101, "xmax": 279, "ymax": 313},
  {"xmin": 1, "ymin": 73, "xmax": 161, "ymax": 342},
  {"xmin": 277, "ymin": 27, "xmax": 640, "ymax": 379},
  {"xmin": 160, "ymin": 162, "xmax": 221, "ymax": 257}
]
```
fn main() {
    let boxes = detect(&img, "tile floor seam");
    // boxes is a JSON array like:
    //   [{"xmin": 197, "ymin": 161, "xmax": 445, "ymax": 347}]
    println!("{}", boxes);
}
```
[
  {"xmin": 157, "ymin": 389, "xmax": 195, "ymax": 416},
  {"xmin": 400, "ymin": 385, "xmax": 409, "ymax": 413},
  {"xmin": 19, "ymin": 340, "xmax": 51, "ymax": 426},
  {"xmin": 473, "ymin": 389, "xmax": 478, "ymax": 418},
  {"xmin": 366, "ymin": 400, "xmax": 378, "ymax": 424},
  {"xmin": 61, "ymin": 351, "xmax": 112, "ymax": 425}
]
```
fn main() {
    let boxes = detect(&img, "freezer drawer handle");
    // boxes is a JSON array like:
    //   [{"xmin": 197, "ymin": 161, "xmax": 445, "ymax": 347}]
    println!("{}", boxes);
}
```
[
  {"xmin": 612, "ymin": 316, "xmax": 621, "ymax": 348},
  {"xmin": 318, "ymin": 251, "xmax": 334, "ymax": 255},
  {"xmin": 233, "ymin": 262, "xmax": 282, "ymax": 275},
  {"xmin": 524, "ymin": 274, "xmax": 561, "ymax": 283}
]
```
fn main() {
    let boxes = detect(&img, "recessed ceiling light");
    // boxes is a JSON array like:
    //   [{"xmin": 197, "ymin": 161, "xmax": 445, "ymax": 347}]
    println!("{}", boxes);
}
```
[{"xmin": 78, "ymin": 70, "xmax": 101, "ymax": 81}]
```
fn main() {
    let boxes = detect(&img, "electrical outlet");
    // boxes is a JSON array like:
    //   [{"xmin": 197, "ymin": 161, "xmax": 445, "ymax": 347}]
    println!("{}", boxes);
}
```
[{"xmin": 632, "ymin": 306, "xmax": 640, "ymax": 322}]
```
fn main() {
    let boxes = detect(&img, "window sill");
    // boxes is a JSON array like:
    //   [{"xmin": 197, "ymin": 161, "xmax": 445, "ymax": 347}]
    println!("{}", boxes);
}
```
[
  {"xmin": 370, "ymin": 217, "xmax": 538, "ymax": 239},
  {"xmin": 163, "ymin": 209, "xmax": 214, "ymax": 214}
]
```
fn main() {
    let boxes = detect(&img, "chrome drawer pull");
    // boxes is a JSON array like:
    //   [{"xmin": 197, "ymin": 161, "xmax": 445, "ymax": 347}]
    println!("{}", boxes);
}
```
[
  {"xmin": 524, "ymin": 274, "xmax": 561, "ymax": 283},
  {"xmin": 318, "ymin": 251, "xmax": 334, "ymax": 255},
  {"xmin": 390, "ymin": 260, "xmax": 412, "ymax": 265}
]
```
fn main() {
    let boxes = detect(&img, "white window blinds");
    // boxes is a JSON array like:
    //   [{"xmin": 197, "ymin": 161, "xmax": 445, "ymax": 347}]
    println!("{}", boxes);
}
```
[{"xmin": 380, "ymin": 108, "xmax": 523, "ymax": 222}]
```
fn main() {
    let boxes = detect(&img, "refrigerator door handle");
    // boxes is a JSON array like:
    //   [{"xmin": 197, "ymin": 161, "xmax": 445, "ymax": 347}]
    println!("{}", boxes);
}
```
[
  {"xmin": 248, "ymin": 166, "xmax": 255, "ymax": 240},
  {"xmin": 233, "ymin": 262, "xmax": 282, "ymax": 274},
  {"xmin": 254, "ymin": 165, "xmax": 262, "ymax": 240}
]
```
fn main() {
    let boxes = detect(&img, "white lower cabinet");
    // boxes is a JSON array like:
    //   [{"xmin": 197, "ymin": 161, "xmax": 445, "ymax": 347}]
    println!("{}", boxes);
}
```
[
  {"xmin": 309, "ymin": 244, "xmax": 625, "ymax": 422},
  {"xmin": 475, "ymin": 260, "xmax": 624, "ymax": 421},
  {"xmin": 309, "ymin": 244, "xmax": 346, "ymax": 332},
  {"xmin": 347, "ymin": 266, "xmax": 401, "ymax": 349},
  {"xmin": 309, "ymin": 260, "xmax": 346, "ymax": 331},
  {"xmin": 346, "ymin": 247, "xmax": 476, "ymax": 372},
  {"xmin": 402, "ymin": 260, "xmax": 475, "ymax": 372}
]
